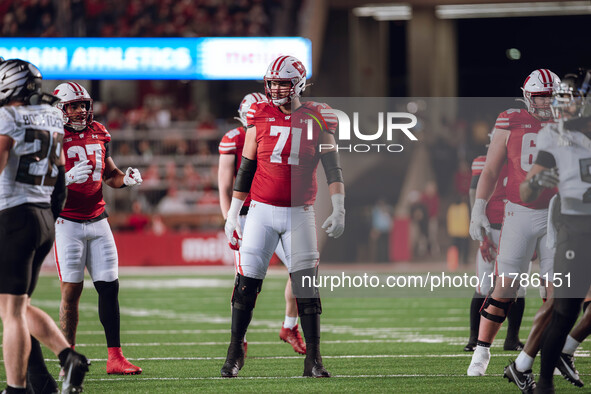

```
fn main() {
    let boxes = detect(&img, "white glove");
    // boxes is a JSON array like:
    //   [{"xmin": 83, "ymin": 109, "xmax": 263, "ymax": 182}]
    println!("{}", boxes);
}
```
[
  {"xmin": 124, "ymin": 167, "xmax": 143, "ymax": 186},
  {"xmin": 469, "ymin": 198, "xmax": 491, "ymax": 242},
  {"xmin": 322, "ymin": 193, "xmax": 345, "ymax": 238},
  {"xmin": 530, "ymin": 168, "xmax": 559, "ymax": 189},
  {"xmin": 66, "ymin": 160, "xmax": 92, "ymax": 186},
  {"xmin": 224, "ymin": 197, "xmax": 244, "ymax": 248}
]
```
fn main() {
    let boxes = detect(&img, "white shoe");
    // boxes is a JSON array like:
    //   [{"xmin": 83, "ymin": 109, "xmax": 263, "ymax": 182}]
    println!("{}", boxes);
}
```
[{"xmin": 467, "ymin": 346, "xmax": 491, "ymax": 376}]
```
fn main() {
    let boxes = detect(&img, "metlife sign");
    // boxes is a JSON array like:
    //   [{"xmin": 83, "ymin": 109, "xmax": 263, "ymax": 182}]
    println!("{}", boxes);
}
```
[{"xmin": 0, "ymin": 37, "xmax": 312, "ymax": 80}]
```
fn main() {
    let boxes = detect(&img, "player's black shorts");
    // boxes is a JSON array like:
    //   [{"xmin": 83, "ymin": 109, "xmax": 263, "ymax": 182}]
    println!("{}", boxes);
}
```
[
  {"xmin": 554, "ymin": 213, "xmax": 591, "ymax": 299},
  {"xmin": 0, "ymin": 203, "xmax": 54, "ymax": 296}
]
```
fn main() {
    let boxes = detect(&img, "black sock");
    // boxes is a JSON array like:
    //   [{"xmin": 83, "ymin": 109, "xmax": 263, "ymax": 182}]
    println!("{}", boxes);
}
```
[
  {"xmin": 94, "ymin": 280, "xmax": 121, "ymax": 348},
  {"xmin": 4, "ymin": 386, "xmax": 26, "ymax": 394},
  {"xmin": 58, "ymin": 348, "xmax": 73, "ymax": 367},
  {"xmin": 230, "ymin": 306, "xmax": 253, "ymax": 341},
  {"xmin": 469, "ymin": 294, "xmax": 484, "ymax": 342},
  {"xmin": 28, "ymin": 336, "xmax": 50, "ymax": 374},
  {"xmin": 476, "ymin": 340, "xmax": 491, "ymax": 348},
  {"xmin": 539, "ymin": 303, "xmax": 580, "ymax": 382},
  {"xmin": 299, "ymin": 313, "xmax": 321, "ymax": 345},
  {"xmin": 506, "ymin": 297, "xmax": 525, "ymax": 343}
]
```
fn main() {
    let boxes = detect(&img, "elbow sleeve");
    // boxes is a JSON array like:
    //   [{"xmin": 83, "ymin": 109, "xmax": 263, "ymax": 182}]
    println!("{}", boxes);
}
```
[
  {"xmin": 321, "ymin": 151, "xmax": 344, "ymax": 184},
  {"xmin": 50, "ymin": 165, "xmax": 67, "ymax": 220},
  {"xmin": 234, "ymin": 157, "xmax": 257, "ymax": 193}
]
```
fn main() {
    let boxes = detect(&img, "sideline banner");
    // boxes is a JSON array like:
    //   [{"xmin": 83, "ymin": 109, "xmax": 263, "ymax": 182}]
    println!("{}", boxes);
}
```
[
  {"xmin": 114, "ymin": 232, "xmax": 234, "ymax": 266},
  {"xmin": 0, "ymin": 37, "xmax": 312, "ymax": 80}
]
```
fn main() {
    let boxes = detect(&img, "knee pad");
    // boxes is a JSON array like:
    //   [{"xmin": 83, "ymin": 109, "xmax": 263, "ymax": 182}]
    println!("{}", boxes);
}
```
[
  {"xmin": 291, "ymin": 267, "xmax": 322, "ymax": 316},
  {"xmin": 290, "ymin": 267, "xmax": 319, "ymax": 299},
  {"xmin": 296, "ymin": 297, "xmax": 322, "ymax": 316},
  {"xmin": 231, "ymin": 274, "xmax": 263, "ymax": 311},
  {"xmin": 480, "ymin": 296, "xmax": 513, "ymax": 323}
]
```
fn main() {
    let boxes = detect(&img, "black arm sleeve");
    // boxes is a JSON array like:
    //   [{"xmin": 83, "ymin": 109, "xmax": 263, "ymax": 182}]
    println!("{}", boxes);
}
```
[
  {"xmin": 320, "ymin": 151, "xmax": 344, "ymax": 184},
  {"xmin": 105, "ymin": 141, "xmax": 111, "ymax": 159},
  {"xmin": 470, "ymin": 174, "xmax": 480, "ymax": 189},
  {"xmin": 534, "ymin": 150, "xmax": 556, "ymax": 168},
  {"xmin": 50, "ymin": 165, "xmax": 66, "ymax": 220},
  {"xmin": 234, "ymin": 156, "xmax": 257, "ymax": 193}
]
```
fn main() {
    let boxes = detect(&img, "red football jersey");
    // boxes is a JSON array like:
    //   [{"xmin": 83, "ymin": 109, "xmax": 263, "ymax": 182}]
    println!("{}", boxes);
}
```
[
  {"xmin": 61, "ymin": 122, "xmax": 111, "ymax": 220},
  {"xmin": 494, "ymin": 109, "xmax": 556, "ymax": 209},
  {"xmin": 219, "ymin": 126, "xmax": 251, "ymax": 207},
  {"xmin": 471, "ymin": 155, "xmax": 507, "ymax": 225},
  {"xmin": 246, "ymin": 101, "xmax": 337, "ymax": 207}
]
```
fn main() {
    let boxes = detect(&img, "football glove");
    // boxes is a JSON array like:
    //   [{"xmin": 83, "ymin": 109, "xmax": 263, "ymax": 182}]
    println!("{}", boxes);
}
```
[
  {"xmin": 228, "ymin": 230, "xmax": 241, "ymax": 251},
  {"xmin": 479, "ymin": 234, "xmax": 496, "ymax": 263},
  {"xmin": 224, "ymin": 197, "xmax": 244, "ymax": 248},
  {"xmin": 469, "ymin": 198, "xmax": 491, "ymax": 242},
  {"xmin": 322, "ymin": 193, "xmax": 345, "ymax": 239},
  {"xmin": 529, "ymin": 168, "xmax": 559, "ymax": 189},
  {"xmin": 123, "ymin": 167, "xmax": 143, "ymax": 186},
  {"xmin": 65, "ymin": 160, "xmax": 92, "ymax": 186}
]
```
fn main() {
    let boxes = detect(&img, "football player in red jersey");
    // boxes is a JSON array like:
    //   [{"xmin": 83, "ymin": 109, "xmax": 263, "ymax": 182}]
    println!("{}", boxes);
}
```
[
  {"xmin": 464, "ymin": 152, "xmax": 526, "ymax": 352},
  {"xmin": 467, "ymin": 69, "xmax": 560, "ymax": 381},
  {"xmin": 218, "ymin": 92, "xmax": 306, "ymax": 355},
  {"xmin": 221, "ymin": 55, "xmax": 345, "ymax": 378},
  {"xmin": 53, "ymin": 82, "xmax": 143, "ymax": 375}
]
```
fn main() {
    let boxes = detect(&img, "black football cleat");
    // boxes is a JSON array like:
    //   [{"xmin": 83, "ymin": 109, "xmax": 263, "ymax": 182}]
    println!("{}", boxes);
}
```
[
  {"xmin": 303, "ymin": 356, "xmax": 331, "ymax": 378},
  {"xmin": 504, "ymin": 361, "xmax": 536, "ymax": 394},
  {"xmin": 61, "ymin": 351, "xmax": 90, "ymax": 394},
  {"xmin": 220, "ymin": 342, "xmax": 245, "ymax": 378},
  {"xmin": 556, "ymin": 353, "xmax": 584, "ymax": 387},
  {"xmin": 464, "ymin": 341, "xmax": 476, "ymax": 352},
  {"xmin": 27, "ymin": 371, "xmax": 59, "ymax": 394}
]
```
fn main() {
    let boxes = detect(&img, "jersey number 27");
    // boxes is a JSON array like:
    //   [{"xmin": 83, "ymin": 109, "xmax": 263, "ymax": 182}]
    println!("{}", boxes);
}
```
[{"xmin": 67, "ymin": 144, "xmax": 103, "ymax": 183}]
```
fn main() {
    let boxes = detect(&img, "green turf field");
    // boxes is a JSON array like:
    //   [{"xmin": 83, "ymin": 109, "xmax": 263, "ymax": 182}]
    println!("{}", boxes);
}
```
[{"xmin": 1, "ymin": 270, "xmax": 587, "ymax": 393}]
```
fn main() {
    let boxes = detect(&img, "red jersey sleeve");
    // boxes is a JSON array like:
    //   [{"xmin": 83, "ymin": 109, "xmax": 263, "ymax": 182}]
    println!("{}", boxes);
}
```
[
  {"xmin": 218, "ymin": 127, "xmax": 244, "ymax": 155},
  {"xmin": 471, "ymin": 155, "xmax": 486, "ymax": 177}
]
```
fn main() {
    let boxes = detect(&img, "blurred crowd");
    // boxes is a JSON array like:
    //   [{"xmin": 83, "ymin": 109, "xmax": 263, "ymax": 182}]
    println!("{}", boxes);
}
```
[{"xmin": 2, "ymin": 0, "xmax": 284, "ymax": 37}]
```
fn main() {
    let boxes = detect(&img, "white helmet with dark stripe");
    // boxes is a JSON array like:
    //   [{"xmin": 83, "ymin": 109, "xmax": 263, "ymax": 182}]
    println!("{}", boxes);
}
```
[
  {"xmin": 522, "ymin": 69, "xmax": 560, "ymax": 119},
  {"xmin": 264, "ymin": 55, "xmax": 307, "ymax": 106},
  {"xmin": 0, "ymin": 59, "xmax": 44, "ymax": 106},
  {"xmin": 53, "ymin": 82, "xmax": 93, "ymax": 131},
  {"xmin": 236, "ymin": 92, "xmax": 265, "ymax": 127}
]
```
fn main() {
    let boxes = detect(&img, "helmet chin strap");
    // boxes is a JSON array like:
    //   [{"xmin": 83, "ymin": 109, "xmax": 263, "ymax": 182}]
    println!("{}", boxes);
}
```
[{"xmin": 67, "ymin": 119, "xmax": 86, "ymax": 131}]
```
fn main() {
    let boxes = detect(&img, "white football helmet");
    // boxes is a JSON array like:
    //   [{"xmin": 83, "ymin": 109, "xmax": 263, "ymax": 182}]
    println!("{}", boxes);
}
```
[
  {"xmin": 53, "ymin": 82, "xmax": 93, "ymax": 131},
  {"xmin": 521, "ymin": 69, "xmax": 560, "ymax": 119},
  {"xmin": 235, "ymin": 92, "xmax": 265, "ymax": 127},
  {"xmin": 551, "ymin": 69, "xmax": 591, "ymax": 121},
  {"xmin": 264, "ymin": 55, "xmax": 307, "ymax": 106},
  {"xmin": 0, "ymin": 59, "xmax": 43, "ymax": 106}
]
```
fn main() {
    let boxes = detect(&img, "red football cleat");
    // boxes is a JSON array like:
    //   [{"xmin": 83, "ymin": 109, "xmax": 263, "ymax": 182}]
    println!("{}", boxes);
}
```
[
  {"xmin": 280, "ymin": 323, "xmax": 306, "ymax": 355},
  {"xmin": 106, "ymin": 347, "xmax": 142, "ymax": 375}
]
